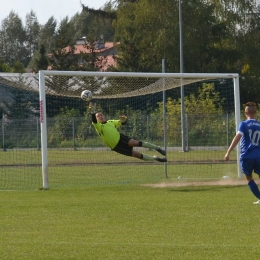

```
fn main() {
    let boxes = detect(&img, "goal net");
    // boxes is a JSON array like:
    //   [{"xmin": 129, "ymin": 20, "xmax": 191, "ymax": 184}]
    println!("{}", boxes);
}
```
[{"xmin": 0, "ymin": 71, "xmax": 241, "ymax": 190}]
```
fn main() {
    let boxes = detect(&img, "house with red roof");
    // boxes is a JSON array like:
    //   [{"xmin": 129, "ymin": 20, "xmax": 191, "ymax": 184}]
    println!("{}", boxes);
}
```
[{"xmin": 49, "ymin": 38, "xmax": 119, "ymax": 71}]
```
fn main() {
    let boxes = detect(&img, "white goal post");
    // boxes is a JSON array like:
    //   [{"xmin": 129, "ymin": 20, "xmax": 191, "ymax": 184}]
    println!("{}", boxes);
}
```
[{"xmin": 39, "ymin": 70, "xmax": 241, "ymax": 189}]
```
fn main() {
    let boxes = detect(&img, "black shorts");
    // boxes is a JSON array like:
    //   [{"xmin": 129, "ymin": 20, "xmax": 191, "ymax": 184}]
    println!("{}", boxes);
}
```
[{"xmin": 112, "ymin": 134, "xmax": 133, "ymax": 157}]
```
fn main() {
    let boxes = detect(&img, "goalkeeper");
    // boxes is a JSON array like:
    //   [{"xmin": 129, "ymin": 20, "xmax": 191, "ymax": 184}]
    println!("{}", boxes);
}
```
[{"xmin": 89, "ymin": 103, "xmax": 167, "ymax": 162}]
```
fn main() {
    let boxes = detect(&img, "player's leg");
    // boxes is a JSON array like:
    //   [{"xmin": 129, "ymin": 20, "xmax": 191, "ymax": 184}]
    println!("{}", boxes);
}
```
[
  {"xmin": 113, "ymin": 136, "xmax": 166, "ymax": 162},
  {"xmin": 242, "ymin": 158, "xmax": 260, "ymax": 204},
  {"xmin": 128, "ymin": 139, "xmax": 166, "ymax": 156},
  {"xmin": 132, "ymin": 150, "xmax": 167, "ymax": 162},
  {"xmin": 252, "ymin": 158, "xmax": 260, "ymax": 204},
  {"xmin": 247, "ymin": 176, "xmax": 260, "ymax": 204}
]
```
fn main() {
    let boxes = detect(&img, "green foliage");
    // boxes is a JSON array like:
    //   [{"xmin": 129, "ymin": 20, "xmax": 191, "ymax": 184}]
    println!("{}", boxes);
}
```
[
  {"xmin": 184, "ymin": 83, "xmax": 224, "ymax": 114},
  {"xmin": 48, "ymin": 46, "xmax": 79, "ymax": 71},
  {"xmin": 112, "ymin": 1, "xmax": 149, "ymax": 72},
  {"xmin": 113, "ymin": 0, "xmax": 178, "ymax": 72},
  {"xmin": 112, "ymin": 0, "xmax": 243, "ymax": 73},
  {"xmin": 1, "ymin": 0, "xmax": 260, "ymax": 103},
  {"xmin": 81, "ymin": 4, "xmax": 117, "ymax": 20},
  {"xmin": 152, "ymin": 83, "xmax": 228, "ymax": 145},
  {"xmin": 0, "ymin": 58, "xmax": 11, "ymax": 72},
  {"xmin": 24, "ymin": 11, "xmax": 41, "ymax": 64},
  {"xmin": 0, "ymin": 118, "xmax": 40, "ymax": 149},
  {"xmin": 70, "ymin": 108, "xmax": 96, "ymax": 144},
  {"xmin": 11, "ymin": 61, "xmax": 26, "ymax": 73},
  {"xmin": 37, "ymin": 16, "xmax": 57, "ymax": 54},
  {"xmin": 50, "ymin": 107, "xmax": 81, "ymax": 143},
  {"xmin": 47, "ymin": 20, "xmax": 79, "ymax": 71},
  {"xmin": 0, "ymin": 12, "xmax": 28, "ymax": 67},
  {"xmin": 47, "ymin": 20, "xmax": 104, "ymax": 72},
  {"xmin": 114, "ymin": 106, "xmax": 149, "ymax": 139},
  {"xmin": 29, "ymin": 44, "xmax": 49, "ymax": 72},
  {"xmin": 3, "ymin": 88, "xmax": 38, "ymax": 119}
]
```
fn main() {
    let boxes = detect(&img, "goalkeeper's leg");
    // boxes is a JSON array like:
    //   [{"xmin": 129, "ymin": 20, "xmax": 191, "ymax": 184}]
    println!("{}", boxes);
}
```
[
  {"xmin": 132, "ymin": 151, "xmax": 167, "ymax": 163},
  {"xmin": 128, "ymin": 139, "xmax": 166, "ymax": 156},
  {"xmin": 113, "ymin": 137, "xmax": 166, "ymax": 162}
]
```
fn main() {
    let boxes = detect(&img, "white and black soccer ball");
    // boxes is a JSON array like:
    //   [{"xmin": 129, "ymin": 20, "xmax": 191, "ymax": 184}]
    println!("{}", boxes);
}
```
[{"xmin": 81, "ymin": 90, "xmax": 92, "ymax": 101}]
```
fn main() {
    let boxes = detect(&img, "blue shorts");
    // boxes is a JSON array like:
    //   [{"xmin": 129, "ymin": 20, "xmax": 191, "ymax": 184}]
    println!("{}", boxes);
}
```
[{"xmin": 240, "ymin": 157, "xmax": 260, "ymax": 176}]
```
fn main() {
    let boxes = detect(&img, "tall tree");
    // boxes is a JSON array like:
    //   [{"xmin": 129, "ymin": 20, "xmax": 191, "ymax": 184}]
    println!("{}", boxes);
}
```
[
  {"xmin": 113, "ymin": 0, "xmax": 179, "ymax": 72},
  {"xmin": 47, "ymin": 18, "xmax": 79, "ymax": 71},
  {"xmin": 0, "ymin": 11, "xmax": 27, "ymax": 67},
  {"xmin": 29, "ymin": 44, "xmax": 49, "ymax": 72},
  {"xmin": 24, "ymin": 11, "xmax": 41, "ymax": 63},
  {"xmin": 38, "ymin": 17, "xmax": 57, "ymax": 54},
  {"xmin": 112, "ymin": 0, "xmax": 260, "ymax": 75},
  {"xmin": 3, "ymin": 88, "xmax": 38, "ymax": 119},
  {"xmin": 181, "ymin": 0, "xmax": 237, "ymax": 73},
  {"xmin": 79, "ymin": 2, "xmax": 116, "ymax": 42}
]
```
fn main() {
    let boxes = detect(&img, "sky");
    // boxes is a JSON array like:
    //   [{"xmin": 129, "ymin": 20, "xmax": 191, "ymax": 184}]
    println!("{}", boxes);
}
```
[{"xmin": 1, "ymin": 0, "xmax": 109, "ymax": 25}]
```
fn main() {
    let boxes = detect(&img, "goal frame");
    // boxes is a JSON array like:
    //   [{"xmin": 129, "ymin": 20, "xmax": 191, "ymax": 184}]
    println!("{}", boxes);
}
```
[{"xmin": 39, "ymin": 70, "xmax": 241, "ymax": 189}]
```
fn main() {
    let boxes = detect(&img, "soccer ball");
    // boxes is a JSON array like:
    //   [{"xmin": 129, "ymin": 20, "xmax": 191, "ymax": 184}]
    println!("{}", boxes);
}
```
[{"xmin": 81, "ymin": 90, "xmax": 92, "ymax": 101}]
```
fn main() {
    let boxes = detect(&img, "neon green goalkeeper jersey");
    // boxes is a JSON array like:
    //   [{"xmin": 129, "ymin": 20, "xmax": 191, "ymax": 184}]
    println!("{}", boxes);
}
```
[{"xmin": 92, "ymin": 119, "xmax": 122, "ymax": 149}]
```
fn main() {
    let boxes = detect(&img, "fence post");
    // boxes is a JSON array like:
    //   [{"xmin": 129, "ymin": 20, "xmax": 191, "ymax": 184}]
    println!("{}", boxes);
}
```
[
  {"xmin": 226, "ymin": 113, "xmax": 229, "ymax": 147},
  {"xmin": 185, "ymin": 114, "xmax": 189, "ymax": 150},
  {"xmin": 2, "ymin": 113, "xmax": 5, "ymax": 151},
  {"xmin": 37, "ymin": 117, "xmax": 40, "ymax": 150},
  {"xmin": 146, "ymin": 115, "xmax": 150, "ymax": 141},
  {"xmin": 72, "ymin": 117, "xmax": 75, "ymax": 150}
]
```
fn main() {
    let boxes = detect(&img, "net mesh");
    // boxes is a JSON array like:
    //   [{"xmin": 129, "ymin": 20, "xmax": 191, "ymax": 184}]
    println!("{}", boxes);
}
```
[{"xmin": 0, "ymin": 72, "xmax": 238, "ymax": 190}]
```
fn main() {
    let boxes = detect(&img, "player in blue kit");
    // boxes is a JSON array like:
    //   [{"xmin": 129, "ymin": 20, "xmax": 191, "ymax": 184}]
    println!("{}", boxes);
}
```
[{"xmin": 224, "ymin": 102, "xmax": 260, "ymax": 204}]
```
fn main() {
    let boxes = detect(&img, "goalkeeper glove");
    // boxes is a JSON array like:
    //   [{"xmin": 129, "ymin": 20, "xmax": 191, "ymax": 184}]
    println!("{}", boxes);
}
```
[{"xmin": 120, "ymin": 115, "xmax": 127, "ymax": 123}]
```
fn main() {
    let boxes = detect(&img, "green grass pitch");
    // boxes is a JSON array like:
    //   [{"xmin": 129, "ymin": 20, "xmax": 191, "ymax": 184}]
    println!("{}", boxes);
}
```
[
  {"xmin": 0, "ymin": 149, "xmax": 239, "ymax": 190},
  {"xmin": 1, "ymin": 182, "xmax": 259, "ymax": 259}
]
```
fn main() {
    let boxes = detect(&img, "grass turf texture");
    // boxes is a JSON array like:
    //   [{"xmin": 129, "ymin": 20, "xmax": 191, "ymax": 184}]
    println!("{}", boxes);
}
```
[
  {"xmin": 1, "ymin": 184, "xmax": 259, "ymax": 260},
  {"xmin": 0, "ymin": 149, "xmax": 235, "ymax": 165},
  {"xmin": 0, "ymin": 149, "xmax": 238, "ymax": 190}
]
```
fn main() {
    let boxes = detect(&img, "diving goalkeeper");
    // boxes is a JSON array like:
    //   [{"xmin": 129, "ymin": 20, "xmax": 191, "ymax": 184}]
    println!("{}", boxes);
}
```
[{"xmin": 89, "ymin": 103, "xmax": 167, "ymax": 162}]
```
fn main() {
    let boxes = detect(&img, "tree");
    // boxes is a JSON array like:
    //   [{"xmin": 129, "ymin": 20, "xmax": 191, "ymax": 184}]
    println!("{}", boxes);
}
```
[
  {"xmin": 11, "ymin": 61, "xmax": 26, "ymax": 73},
  {"xmin": 112, "ymin": 0, "xmax": 182, "ymax": 72},
  {"xmin": 46, "ymin": 17, "xmax": 77, "ymax": 72},
  {"xmin": 37, "ymin": 17, "xmax": 57, "ymax": 55},
  {"xmin": 81, "ymin": 2, "xmax": 117, "ymax": 21},
  {"xmin": 151, "ymin": 83, "xmax": 226, "ymax": 145},
  {"xmin": 0, "ymin": 58, "xmax": 11, "ymax": 72},
  {"xmin": 3, "ymin": 88, "xmax": 38, "ymax": 119},
  {"xmin": 0, "ymin": 11, "xmax": 28, "ymax": 67},
  {"xmin": 52, "ymin": 107, "xmax": 81, "ymax": 142},
  {"xmin": 24, "ymin": 11, "xmax": 41, "ymax": 63},
  {"xmin": 112, "ymin": 1, "xmax": 162, "ymax": 72},
  {"xmin": 47, "ymin": 18, "xmax": 105, "ymax": 73},
  {"xmin": 29, "ymin": 44, "xmax": 49, "ymax": 72},
  {"xmin": 113, "ymin": 0, "xmax": 260, "ymax": 74},
  {"xmin": 113, "ymin": 0, "xmax": 248, "ymax": 73},
  {"xmin": 47, "ymin": 18, "xmax": 81, "ymax": 71}
]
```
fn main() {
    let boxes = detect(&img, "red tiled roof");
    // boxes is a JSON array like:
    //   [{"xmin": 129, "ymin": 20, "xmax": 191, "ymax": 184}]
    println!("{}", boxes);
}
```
[
  {"xmin": 96, "ymin": 55, "xmax": 117, "ymax": 71},
  {"xmin": 63, "ymin": 42, "xmax": 119, "ymax": 55},
  {"xmin": 48, "ymin": 42, "xmax": 119, "ymax": 71}
]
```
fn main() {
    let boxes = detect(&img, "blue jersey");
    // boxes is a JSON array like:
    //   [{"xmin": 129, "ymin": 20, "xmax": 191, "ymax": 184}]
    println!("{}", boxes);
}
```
[{"xmin": 238, "ymin": 119, "xmax": 260, "ymax": 159}]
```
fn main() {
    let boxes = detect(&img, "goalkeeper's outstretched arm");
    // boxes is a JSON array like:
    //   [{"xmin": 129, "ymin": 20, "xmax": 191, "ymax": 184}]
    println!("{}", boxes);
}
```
[{"xmin": 89, "ymin": 102, "xmax": 97, "ymax": 123}]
